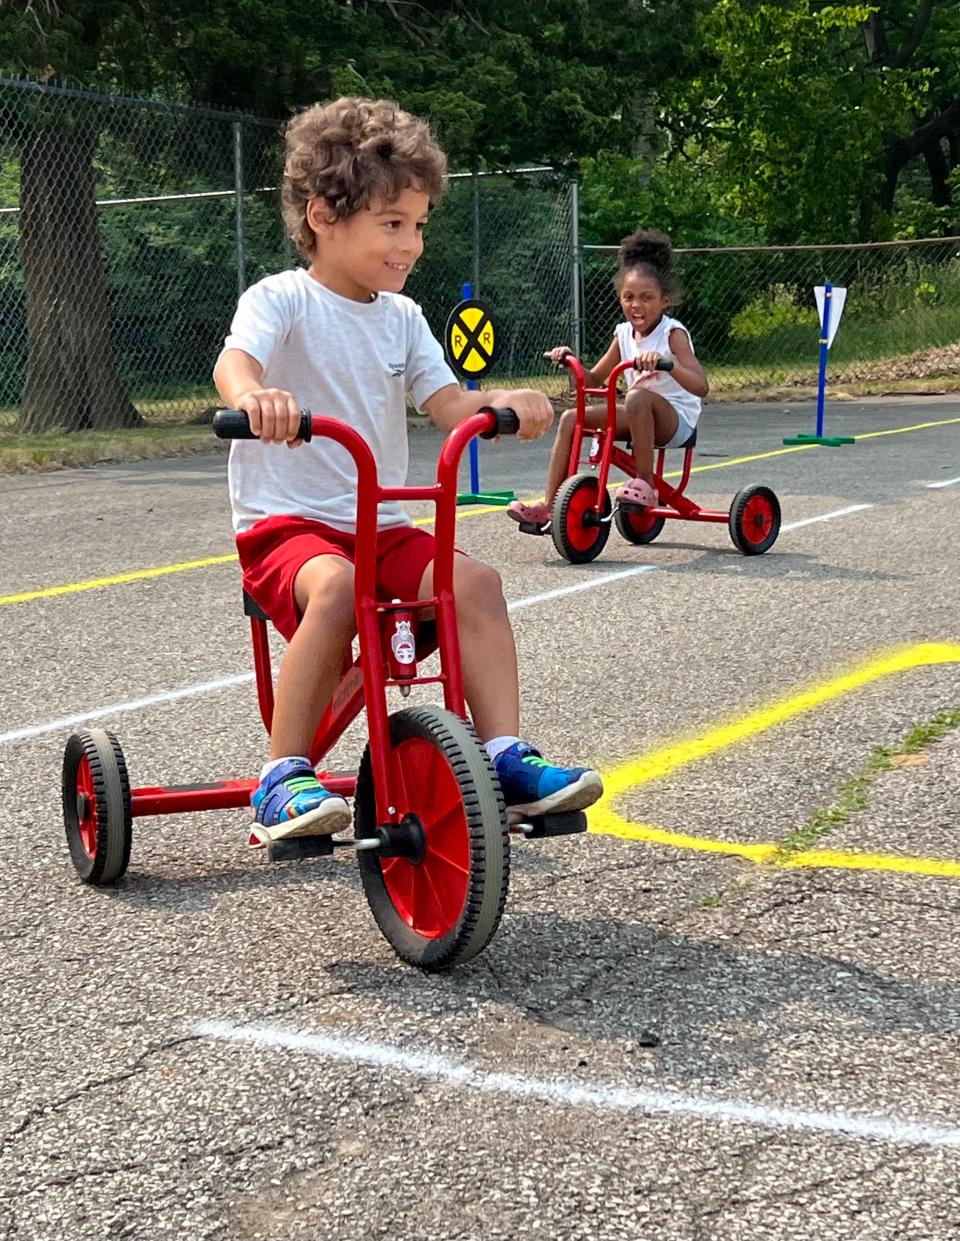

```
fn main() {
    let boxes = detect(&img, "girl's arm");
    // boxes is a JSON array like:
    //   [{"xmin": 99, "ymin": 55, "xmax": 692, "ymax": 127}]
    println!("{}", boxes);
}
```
[{"xmin": 665, "ymin": 328, "xmax": 709, "ymax": 398}]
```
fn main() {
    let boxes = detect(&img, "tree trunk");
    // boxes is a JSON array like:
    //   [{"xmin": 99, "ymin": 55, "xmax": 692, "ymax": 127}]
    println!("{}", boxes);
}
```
[{"xmin": 17, "ymin": 123, "xmax": 141, "ymax": 433}]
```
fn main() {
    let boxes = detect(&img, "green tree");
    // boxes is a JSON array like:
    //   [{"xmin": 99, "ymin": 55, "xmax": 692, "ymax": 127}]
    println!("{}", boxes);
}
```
[
  {"xmin": 678, "ymin": 0, "xmax": 957, "ymax": 242},
  {"xmin": 1, "ymin": 0, "xmax": 356, "ymax": 431}
]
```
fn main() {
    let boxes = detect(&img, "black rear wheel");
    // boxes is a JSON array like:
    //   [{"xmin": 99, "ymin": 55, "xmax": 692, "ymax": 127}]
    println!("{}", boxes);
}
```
[
  {"xmin": 729, "ymin": 485, "xmax": 781, "ymax": 555},
  {"xmin": 615, "ymin": 507, "xmax": 665, "ymax": 545},
  {"xmin": 62, "ymin": 729, "xmax": 132, "ymax": 884},
  {"xmin": 551, "ymin": 473, "xmax": 611, "ymax": 563},
  {"xmin": 356, "ymin": 707, "xmax": 509, "ymax": 970}
]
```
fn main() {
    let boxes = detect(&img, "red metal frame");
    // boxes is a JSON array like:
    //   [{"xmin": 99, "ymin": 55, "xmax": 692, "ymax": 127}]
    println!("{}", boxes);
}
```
[
  {"xmin": 562, "ymin": 354, "xmax": 728, "ymax": 526},
  {"xmin": 129, "ymin": 412, "xmax": 493, "ymax": 827}
]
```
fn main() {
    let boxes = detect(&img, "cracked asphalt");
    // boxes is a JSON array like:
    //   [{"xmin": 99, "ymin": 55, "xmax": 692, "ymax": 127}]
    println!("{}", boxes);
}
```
[{"xmin": 2, "ymin": 395, "xmax": 959, "ymax": 1240}]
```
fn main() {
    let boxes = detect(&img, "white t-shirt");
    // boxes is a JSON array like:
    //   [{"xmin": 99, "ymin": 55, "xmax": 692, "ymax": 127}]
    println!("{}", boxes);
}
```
[
  {"xmin": 614, "ymin": 314, "xmax": 702, "ymax": 426},
  {"xmin": 218, "ymin": 268, "xmax": 457, "ymax": 533}
]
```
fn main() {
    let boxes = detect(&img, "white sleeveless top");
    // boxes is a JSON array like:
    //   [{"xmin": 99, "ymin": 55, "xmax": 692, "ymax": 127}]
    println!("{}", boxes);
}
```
[{"xmin": 614, "ymin": 313, "xmax": 701, "ymax": 426}]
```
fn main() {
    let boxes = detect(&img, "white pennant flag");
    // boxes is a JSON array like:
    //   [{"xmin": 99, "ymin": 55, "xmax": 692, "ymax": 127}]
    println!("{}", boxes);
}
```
[{"xmin": 815, "ymin": 286, "xmax": 847, "ymax": 348}]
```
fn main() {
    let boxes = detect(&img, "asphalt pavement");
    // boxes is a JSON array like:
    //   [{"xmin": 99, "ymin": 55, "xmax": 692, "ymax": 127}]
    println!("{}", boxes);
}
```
[{"xmin": 1, "ymin": 395, "xmax": 959, "ymax": 1240}]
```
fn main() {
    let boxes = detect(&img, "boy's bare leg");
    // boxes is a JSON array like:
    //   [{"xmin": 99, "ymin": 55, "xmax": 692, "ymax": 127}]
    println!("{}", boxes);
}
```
[
  {"xmin": 623, "ymin": 388, "xmax": 679, "ymax": 481},
  {"xmin": 418, "ymin": 558, "xmax": 519, "ymax": 740},
  {"xmin": 268, "ymin": 555, "xmax": 356, "ymax": 760}
]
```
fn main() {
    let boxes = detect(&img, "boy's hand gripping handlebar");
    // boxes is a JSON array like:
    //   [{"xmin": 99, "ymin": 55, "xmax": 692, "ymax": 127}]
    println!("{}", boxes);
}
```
[{"xmin": 213, "ymin": 408, "xmax": 314, "ymax": 441}]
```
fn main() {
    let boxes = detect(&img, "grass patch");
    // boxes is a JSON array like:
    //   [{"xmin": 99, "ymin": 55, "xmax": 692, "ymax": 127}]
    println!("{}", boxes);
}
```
[
  {"xmin": 775, "ymin": 708, "xmax": 960, "ymax": 861},
  {"xmin": 0, "ymin": 425, "xmax": 225, "ymax": 473}
]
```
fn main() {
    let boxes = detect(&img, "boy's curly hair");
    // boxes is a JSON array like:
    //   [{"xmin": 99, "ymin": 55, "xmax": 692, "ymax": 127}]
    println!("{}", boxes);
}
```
[
  {"xmin": 616, "ymin": 228, "xmax": 681, "ymax": 302},
  {"xmin": 282, "ymin": 96, "xmax": 448, "ymax": 259}
]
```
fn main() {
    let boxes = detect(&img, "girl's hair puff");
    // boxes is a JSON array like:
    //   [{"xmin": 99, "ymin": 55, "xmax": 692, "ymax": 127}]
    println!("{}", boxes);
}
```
[
  {"xmin": 616, "ymin": 228, "xmax": 680, "ymax": 302},
  {"xmin": 282, "ymin": 96, "xmax": 447, "ymax": 259}
]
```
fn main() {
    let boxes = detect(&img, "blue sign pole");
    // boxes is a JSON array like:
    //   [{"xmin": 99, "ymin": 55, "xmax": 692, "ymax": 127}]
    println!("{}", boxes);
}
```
[
  {"xmin": 783, "ymin": 279, "xmax": 854, "ymax": 447},
  {"xmin": 815, "ymin": 282, "xmax": 832, "ymax": 439},
  {"xmin": 462, "ymin": 280, "xmax": 481, "ymax": 495}
]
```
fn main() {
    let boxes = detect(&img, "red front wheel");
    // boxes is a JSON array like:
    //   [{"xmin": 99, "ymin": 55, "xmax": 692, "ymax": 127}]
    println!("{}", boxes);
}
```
[
  {"xmin": 356, "ymin": 707, "xmax": 510, "ymax": 970},
  {"xmin": 551, "ymin": 473, "xmax": 612, "ymax": 564},
  {"xmin": 729, "ymin": 485, "xmax": 781, "ymax": 555}
]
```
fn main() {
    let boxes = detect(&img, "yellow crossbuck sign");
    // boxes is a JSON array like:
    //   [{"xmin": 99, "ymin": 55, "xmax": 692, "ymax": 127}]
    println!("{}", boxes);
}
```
[{"xmin": 444, "ymin": 299, "xmax": 498, "ymax": 378}]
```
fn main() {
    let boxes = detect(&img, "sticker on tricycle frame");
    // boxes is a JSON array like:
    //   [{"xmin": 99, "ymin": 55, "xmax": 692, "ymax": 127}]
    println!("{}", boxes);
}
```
[{"xmin": 444, "ymin": 300, "xmax": 498, "ymax": 377}]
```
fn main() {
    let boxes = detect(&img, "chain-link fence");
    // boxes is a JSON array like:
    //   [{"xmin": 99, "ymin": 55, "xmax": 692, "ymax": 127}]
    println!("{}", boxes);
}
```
[
  {"xmin": 0, "ymin": 77, "xmax": 576, "ymax": 434},
  {"xmin": 0, "ymin": 76, "xmax": 287, "ymax": 433},
  {"xmin": 4, "ymin": 72, "xmax": 958, "ymax": 437},
  {"xmin": 582, "ymin": 238, "xmax": 960, "ymax": 396}
]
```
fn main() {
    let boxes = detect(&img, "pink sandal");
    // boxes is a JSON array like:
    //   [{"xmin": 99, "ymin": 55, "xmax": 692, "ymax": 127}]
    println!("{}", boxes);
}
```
[
  {"xmin": 615, "ymin": 477, "xmax": 659, "ymax": 509},
  {"xmin": 507, "ymin": 499, "xmax": 551, "ymax": 526}
]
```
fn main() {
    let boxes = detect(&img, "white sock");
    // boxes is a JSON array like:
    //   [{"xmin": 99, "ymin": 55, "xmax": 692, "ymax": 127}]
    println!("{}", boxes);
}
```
[
  {"xmin": 260, "ymin": 756, "xmax": 313, "ymax": 782},
  {"xmin": 484, "ymin": 735, "xmax": 522, "ymax": 764}
]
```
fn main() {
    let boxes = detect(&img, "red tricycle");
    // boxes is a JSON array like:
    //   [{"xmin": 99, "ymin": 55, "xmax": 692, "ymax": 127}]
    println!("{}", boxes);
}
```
[
  {"xmin": 517, "ymin": 352, "xmax": 781, "ymax": 563},
  {"xmin": 61, "ymin": 408, "xmax": 586, "ymax": 970}
]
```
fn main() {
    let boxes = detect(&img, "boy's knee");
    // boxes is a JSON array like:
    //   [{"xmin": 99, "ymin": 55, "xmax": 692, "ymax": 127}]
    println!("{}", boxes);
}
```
[
  {"xmin": 299, "ymin": 559, "xmax": 355, "ymax": 627},
  {"xmin": 559, "ymin": 407, "xmax": 577, "ymax": 430},
  {"xmin": 454, "ymin": 558, "xmax": 505, "ymax": 617}
]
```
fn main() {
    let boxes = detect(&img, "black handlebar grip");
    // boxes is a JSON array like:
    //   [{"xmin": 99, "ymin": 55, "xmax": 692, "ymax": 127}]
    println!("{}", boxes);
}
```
[
  {"xmin": 655, "ymin": 358, "xmax": 674, "ymax": 372},
  {"xmin": 212, "ymin": 408, "xmax": 313, "ymax": 442},
  {"xmin": 479, "ymin": 407, "xmax": 521, "ymax": 439}
]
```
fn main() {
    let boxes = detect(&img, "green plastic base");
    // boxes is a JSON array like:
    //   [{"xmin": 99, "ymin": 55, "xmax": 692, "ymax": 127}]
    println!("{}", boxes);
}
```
[
  {"xmin": 456, "ymin": 489, "xmax": 516, "ymax": 506},
  {"xmin": 783, "ymin": 434, "xmax": 856, "ymax": 447}
]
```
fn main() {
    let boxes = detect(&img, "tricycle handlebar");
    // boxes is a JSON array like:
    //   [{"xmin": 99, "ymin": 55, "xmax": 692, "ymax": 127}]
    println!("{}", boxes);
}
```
[
  {"xmin": 544, "ymin": 350, "xmax": 674, "ymax": 374},
  {"xmin": 213, "ymin": 408, "xmax": 314, "ymax": 442},
  {"xmin": 212, "ymin": 406, "xmax": 519, "ymax": 444}
]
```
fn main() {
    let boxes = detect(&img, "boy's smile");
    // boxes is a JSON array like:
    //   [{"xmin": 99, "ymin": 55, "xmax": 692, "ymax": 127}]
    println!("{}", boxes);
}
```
[{"xmin": 306, "ymin": 186, "xmax": 430, "ymax": 302}]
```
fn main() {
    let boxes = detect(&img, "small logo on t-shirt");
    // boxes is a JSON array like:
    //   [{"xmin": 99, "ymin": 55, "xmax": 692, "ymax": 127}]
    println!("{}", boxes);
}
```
[{"xmin": 387, "ymin": 361, "xmax": 406, "ymax": 377}]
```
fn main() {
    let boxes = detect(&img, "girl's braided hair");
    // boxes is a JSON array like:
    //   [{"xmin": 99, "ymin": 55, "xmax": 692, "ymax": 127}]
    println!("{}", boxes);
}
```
[
  {"xmin": 616, "ymin": 228, "xmax": 681, "ymax": 302},
  {"xmin": 282, "ymin": 96, "xmax": 447, "ymax": 259}
]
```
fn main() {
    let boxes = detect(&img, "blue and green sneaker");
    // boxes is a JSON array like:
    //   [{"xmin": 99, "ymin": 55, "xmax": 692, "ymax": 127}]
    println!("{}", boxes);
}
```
[
  {"xmin": 249, "ymin": 758, "xmax": 352, "ymax": 847},
  {"xmin": 493, "ymin": 742, "xmax": 603, "ymax": 819}
]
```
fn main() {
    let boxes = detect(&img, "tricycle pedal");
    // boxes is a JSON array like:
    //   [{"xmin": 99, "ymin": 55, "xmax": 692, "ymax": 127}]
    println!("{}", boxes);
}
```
[
  {"xmin": 517, "ymin": 810, "xmax": 588, "ymax": 839},
  {"xmin": 616, "ymin": 499, "xmax": 651, "ymax": 515},
  {"xmin": 266, "ymin": 834, "xmax": 335, "ymax": 862},
  {"xmin": 517, "ymin": 520, "xmax": 549, "ymax": 536}
]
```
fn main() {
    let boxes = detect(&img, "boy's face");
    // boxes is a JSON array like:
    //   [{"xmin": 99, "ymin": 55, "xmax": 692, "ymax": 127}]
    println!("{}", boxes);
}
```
[{"xmin": 307, "ymin": 186, "xmax": 430, "ymax": 301}]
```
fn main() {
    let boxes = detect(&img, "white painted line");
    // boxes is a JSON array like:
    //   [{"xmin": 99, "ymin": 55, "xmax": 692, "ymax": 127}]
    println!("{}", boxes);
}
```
[
  {"xmin": 926, "ymin": 476, "xmax": 960, "ymax": 490},
  {"xmin": 780, "ymin": 503, "xmax": 873, "ymax": 533},
  {"xmin": 0, "ymin": 565, "xmax": 655, "ymax": 746},
  {"xmin": 196, "ymin": 1020, "xmax": 960, "ymax": 1149},
  {"xmin": 0, "ymin": 674, "xmax": 255, "ymax": 745},
  {"xmin": 507, "ymin": 565, "xmax": 656, "ymax": 612}
]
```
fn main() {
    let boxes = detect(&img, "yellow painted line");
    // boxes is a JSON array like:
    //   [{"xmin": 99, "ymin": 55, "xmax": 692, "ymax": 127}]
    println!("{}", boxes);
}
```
[
  {"xmin": 4, "ymin": 414, "xmax": 958, "ymax": 607},
  {"xmin": 0, "ymin": 554, "xmax": 240, "ymax": 605},
  {"xmin": 589, "ymin": 641, "xmax": 960, "ymax": 878},
  {"xmin": 855, "ymin": 415, "xmax": 960, "ymax": 441}
]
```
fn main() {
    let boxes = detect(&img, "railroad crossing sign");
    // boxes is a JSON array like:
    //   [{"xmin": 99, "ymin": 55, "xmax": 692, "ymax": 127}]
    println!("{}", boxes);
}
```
[{"xmin": 444, "ymin": 299, "xmax": 499, "ymax": 378}]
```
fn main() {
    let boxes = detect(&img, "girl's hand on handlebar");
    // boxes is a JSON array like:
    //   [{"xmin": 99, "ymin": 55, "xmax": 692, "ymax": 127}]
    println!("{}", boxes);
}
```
[
  {"xmin": 546, "ymin": 345, "xmax": 573, "ymax": 367},
  {"xmin": 636, "ymin": 350, "xmax": 663, "ymax": 374},
  {"xmin": 236, "ymin": 388, "xmax": 304, "ymax": 446}
]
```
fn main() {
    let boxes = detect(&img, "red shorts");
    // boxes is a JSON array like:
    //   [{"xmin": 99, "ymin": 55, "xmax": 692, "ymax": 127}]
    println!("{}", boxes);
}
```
[{"xmin": 236, "ymin": 515, "xmax": 440, "ymax": 642}]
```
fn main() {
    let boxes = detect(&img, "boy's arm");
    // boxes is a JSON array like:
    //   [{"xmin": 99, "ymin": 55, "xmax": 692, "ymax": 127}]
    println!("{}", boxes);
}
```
[
  {"xmin": 421, "ymin": 383, "xmax": 554, "ymax": 441},
  {"xmin": 214, "ymin": 348, "xmax": 303, "ymax": 443}
]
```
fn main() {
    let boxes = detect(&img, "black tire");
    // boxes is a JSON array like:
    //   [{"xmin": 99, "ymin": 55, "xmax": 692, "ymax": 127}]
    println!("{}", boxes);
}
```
[
  {"xmin": 356, "ymin": 707, "xmax": 509, "ymax": 971},
  {"xmin": 551, "ymin": 473, "xmax": 612, "ymax": 564},
  {"xmin": 728, "ymin": 485, "xmax": 781, "ymax": 555},
  {"xmin": 62, "ymin": 729, "xmax": 132, "ymax": 885},
  {"xmin": 615, "ymin": 507, "xmax": 666, "ymax": 545}
]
